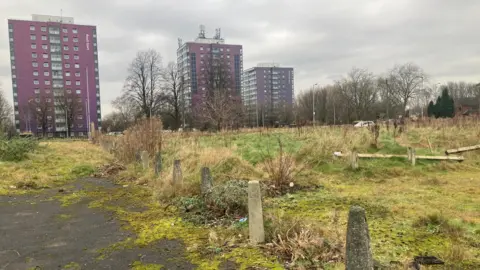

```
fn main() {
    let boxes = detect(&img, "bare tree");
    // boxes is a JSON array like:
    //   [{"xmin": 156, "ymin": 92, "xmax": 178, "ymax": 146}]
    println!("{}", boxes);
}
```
[
  {"xmin": 55, "ymin": 90, "xmax": 81, "ymax": 136},
  {"xmin": 123, "ymin": 49, "xmax": 162, "ymax": 118},
  {"xmin": 160, "ymin": 62, "xmax": 184, "ymax": 130},
  {"xmin": 388, "ymin": 63, "xmax": 426, "ymax": 115},
  {"xmin": 112, "ymin": 95, "xmax": 140, "ymax": 129},
  {"xmin": 194, "ymin": 57, "xmax": 242, "ymax": 130},
  {"xmin": 337, "ymin": 67, "xmax": 377, "ymax": 121},
  {"xmin": 0, "ymin": 85, "xmax": 12, "ymax": 134},
  {"xmin": 29, "ymin": 93, "xmax": 52, "ymax": 137}
]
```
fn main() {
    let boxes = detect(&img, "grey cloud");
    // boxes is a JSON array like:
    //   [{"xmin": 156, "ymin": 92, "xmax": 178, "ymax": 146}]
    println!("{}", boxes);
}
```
[{"xmin": 1, "ymin": 0, "xmax": 480, "ymax": 115}]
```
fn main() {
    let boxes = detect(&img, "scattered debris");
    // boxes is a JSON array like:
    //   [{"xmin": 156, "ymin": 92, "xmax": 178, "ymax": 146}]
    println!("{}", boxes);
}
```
[{"xmin": 93, "ymin": 163, "xmax": 126, "ymax": 178}]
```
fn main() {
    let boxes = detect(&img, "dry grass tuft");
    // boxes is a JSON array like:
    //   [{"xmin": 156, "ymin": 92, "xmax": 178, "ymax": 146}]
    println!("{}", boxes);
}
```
[
  {"xmin": 262, "ymin": 138, "xmax": 297, "ymax": 194},
  {"xmin": 106, "ymin": 118, "xmax": 163, "ymax": 163},
  {"xmin": 265, "ymin": 211, "xmax": 344, "ymax": 268}
]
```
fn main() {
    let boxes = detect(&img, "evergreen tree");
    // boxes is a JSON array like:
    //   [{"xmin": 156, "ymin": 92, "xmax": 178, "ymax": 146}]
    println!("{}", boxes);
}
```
[
  {"xmin": 427, "ymin": 101, "xmax": 435, "ymax": 117},
  {"xmin": 433, "ymin": 87, "xmax": 455, "ymax": 118}
]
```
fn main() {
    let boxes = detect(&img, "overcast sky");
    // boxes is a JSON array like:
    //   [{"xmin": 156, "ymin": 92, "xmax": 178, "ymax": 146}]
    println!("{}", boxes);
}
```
[{"xmin": 1, "ymin": 0, "xmax": 479, "ymax": 115}]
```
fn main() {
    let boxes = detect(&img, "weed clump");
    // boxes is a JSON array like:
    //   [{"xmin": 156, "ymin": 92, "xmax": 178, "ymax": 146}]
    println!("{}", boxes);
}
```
[
  {"xmin": 414, "ymin": 213, "xmax": 464, "ymax": 237},
  {"xmin": 264, "ymin": 211, "xmax": 344, "ymax": 269},
  {"xmin": 0, "ymin": 137, "xmax": 38, "ymax": 161}
]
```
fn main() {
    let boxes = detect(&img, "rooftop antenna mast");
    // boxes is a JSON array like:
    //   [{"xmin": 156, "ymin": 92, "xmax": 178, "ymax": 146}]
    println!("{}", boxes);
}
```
[
  {"xmin": 60, "ymin": 9, "xmax": 63, "ymax": 23},
  {"xmin": 199, "ymin": 25, "xmax": 206, "ymax": 39}
]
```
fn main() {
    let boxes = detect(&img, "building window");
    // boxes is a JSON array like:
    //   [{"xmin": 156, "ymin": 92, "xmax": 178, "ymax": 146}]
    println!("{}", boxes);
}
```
[
  {"xmin": 74, "ymin": 46, "xmax": 79, "ymax": 51},
  {"xmin": 62, "ymin": 28, "xmax": 68, "ymax": 33},
  {"xmin": 76, "ymin": 81, "xmax": 80, "ymax": 86},
  {"xmin": 66, "ymin": 89, "xmax": 72, "ymax": 94},
  {"xmin": 63, "ymin": 36, "xmax": 68, "ymax": 42},
  {"xmin": 43, "ymin": 53, "xmax": 48, "ymax": 59},
  {"xmin": 32, "ymin": 62, "xmax": 38, "ymax": 67},
  {"xmin": 34, "ymin": 80, "xmax": 39, "ymax": 85},
  {"xmin": 30, "ymin": 25, "xmax": 35, "ymax": 31},
  {"xmin": 200, "ymin": 47, "xmax": 204, "ymax": 51},
  {"xmin": 45, "ymin": 80, "xmax": 50, "ymax": 85},
  {"xmin": 31, "ymin": 44, "xmax": 37, "ymax": 49},
  {"xmin": 77, "ymin": 115, "xmax": 83, "ymax": 120},
  {"xmin": 42, "ymin": 44, "xmax": 48, "ymax": 50},
  {"xmin": 66, "ymin": 80, "xmax": 71, "ymax": 85},
  {"xmin": 10, "ymin": 56, "xmax": 15, "ymax": 60},
  {"xmin": 34, "ymin": 89, "xmax": 40, "ymax": 94},
  {"xmin": 227, "ymin": 48, "xmax": 230, "ymax": 52},
  {"xmin": 64, "ymin": 54, "xmax": 70, "ymax": 59},
  {"xmin": 35, "ymin": 99, "xmax": 40, "ymax": 103},
  {"xmin": 78, "ymin": 132, "xmax": 84, "ymax": 136},
  {"xmin": 65, "ymin": 64, "xmax": 70, "ymax": 68},
  {"xmin": 41, "ymin": 26, "xmax": 46, "ymax": 32},
  {"xmin": 64, "ymin": 45, "xmax": 69, "ymax": 51},
  {"xmin": 33, "ymin": 71, "xmax": 38, "ymax": 76},
  {"xmin": 47, "ymin": 115, "xmax": 52, "ymax": 120},
  {"xmin": 73, "ymin": 38, "xmax": 78, "ymax": 42},
  {"xmin": 76, "ymin": 90, "xmax": 81, "ymax": 94},
  {"xmin": 43, "ymin": 62, "xmax": 49, "ymax": 67},
  {"xmin": 46, "ymin": 98, "xmax": 51, "ymax": 103},
  {"xmin": 44, "ymin": 71, "xmax": 49, "ymax": 76},
  {"xmin": 32, "ymin": 53, "xmax": 37, "ymax": 58},
  {"xmin": 66, "ymin": 71, "xmax": 71, "ymax": 76},
  {"xmin": 75, "ymin": 72, "xmax": 80, "ymax": 77},
  {"xmin": 73, "ymin": 29, "xmax": 78, "ymax": 34},
  {"xmin": 42, "ymin": 35, "xmax": 47, "ymax": 41},
  {"xmin": 75, "ymin": 64, "xmax": 80, "ymax": 68},
  {"xmin": 74, "ymin": 55, "xmax": 79, "ymax": 60}
]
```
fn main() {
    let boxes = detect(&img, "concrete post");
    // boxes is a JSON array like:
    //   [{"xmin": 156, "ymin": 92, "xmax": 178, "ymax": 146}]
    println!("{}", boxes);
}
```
[
  {"xmin": 154, "ymin": 152, "xmax": 162, "ymax": 176},
  {"xmin": 141, "ymin": 151, "xmax": 149, "ymax": 170},
  {"xmin": 172, "ymin": 160, "xmax": 183, "ymax": 186},
  {"xmin": 135, "ymin": 151, "xmax": 141, "ymax": 163},
  {"xmin": 411, "ymin": 148, "xmax": 416, "ymax": 166},
  {"xmin": 90, "ymin": 122, "xmax": 96, "ymax": 141},
  {"xmin": 201, "ymin": 167, "xmax": 213, "ymax": 195},
  {"xmin": 407, "ymin": 147, "xmax": 412, "ymax": 161},
  {"xmin": 346, "ymin": 206, "xmax": 373, "ymax": 270},
  {"xmin": 248, "ymin": 180, "xmax": 265, "ymax": 244},
  {"xmin": 351, "ymin": 149, "xmax": 359, "ymax": 170}
]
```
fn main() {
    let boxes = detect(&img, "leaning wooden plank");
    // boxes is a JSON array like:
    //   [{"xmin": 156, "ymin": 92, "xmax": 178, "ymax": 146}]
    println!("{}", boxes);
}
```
[
  {"xmin": 357, "ymin": 154, "xmax": 408, "ymax": 158},
  {"xmin": 416, "ymin": 155, "xmax": 464, "ymax": 161},
  {"xmin": 445, "ymin": 145, "xmax": 480, "ymax": 155}
]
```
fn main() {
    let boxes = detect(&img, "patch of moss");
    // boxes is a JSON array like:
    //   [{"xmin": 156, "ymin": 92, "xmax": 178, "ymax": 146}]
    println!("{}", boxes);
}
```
[
  {"xmin": 57, "ymin": 214, "xmax": 72, "ymax": 220},
  {"xmin": 131, "ymin": 261, "xmax": 163, "ymax": 270},
  {"xmin": 57, "ymin": 191, "xmax": 88, "ymax": 206},
  {"xmin": 63, "ymin": 262, "xmax": 81, "ymax": 269}
]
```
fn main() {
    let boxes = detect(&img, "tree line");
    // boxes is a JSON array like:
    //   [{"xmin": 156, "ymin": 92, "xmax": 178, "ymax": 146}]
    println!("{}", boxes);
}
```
[
  {"xmin": 295, "ymin": 63, "xmax": 480, "ymax": 125},
  {"xmin": 102, "ymin": 53, "xmax": 480, "ymax": 131}
]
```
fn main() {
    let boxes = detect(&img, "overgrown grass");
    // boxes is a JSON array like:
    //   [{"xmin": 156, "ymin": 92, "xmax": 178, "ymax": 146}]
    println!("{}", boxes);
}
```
[
  {"xmin": 98, "ymin": 119, "xmax": 480, "ymax": 268},
  {"xmin": 0, "ymin": 140, "xmax": 112, "ymax": 194}
]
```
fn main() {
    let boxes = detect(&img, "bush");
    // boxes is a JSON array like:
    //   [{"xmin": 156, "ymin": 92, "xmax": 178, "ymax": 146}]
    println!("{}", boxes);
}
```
[
  {"xmin": 177, "ymin": 180, "xmax": 249, "ymax": 225},
  {"xmin": 0, "ymin": 137, "xmax": 38, "ymax": 161},
  {"xmin": 262, "ymin": 138, "xmax": 296, "ymax": 194}
]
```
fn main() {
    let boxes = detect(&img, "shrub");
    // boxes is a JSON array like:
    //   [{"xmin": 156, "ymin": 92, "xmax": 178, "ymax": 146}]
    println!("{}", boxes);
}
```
[
  {"xmin": 177, "ymin": 180, "xmax": 249, "ymax": 225},
  {"xmin": 102, "ymin": 118, "xmax": 163, "ymax": 163},
  {"xmin": 0, "ymin": 137, "xmax": 38, "ymax": 161},
  {"xmin": 262, "ymin": 138, "xmax": 298, "ymax": 194}
]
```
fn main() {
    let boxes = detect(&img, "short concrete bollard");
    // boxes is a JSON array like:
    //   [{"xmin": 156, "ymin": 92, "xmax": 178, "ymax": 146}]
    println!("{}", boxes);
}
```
[
  {"xmin": 201, "ymin": 167, "xmax": 213, "ymax": 195},
  {"xmin": 172, "ymin": 160, "xmax": 183, "ymax": 186},
  {"xmin": 141, "ymin": 151, "xmax": 149, "ymax": 170},
  {"xmin": 346, "ymin": 206, "xmax": 373, "ymax": 270},
  {"xmin": 411, "ymin": 148, "xmax": 416, "ymax": 166},
  {"xmin": 154, "ymin": 152, "xmax": 162, "ymax": 176},
  {"xmin": 248, "ymin": 180, "xmax": 265, "ymax": 244},
  {"xmin": 351, "ymin": 149, "xmax": 359, "ymax": 170}
]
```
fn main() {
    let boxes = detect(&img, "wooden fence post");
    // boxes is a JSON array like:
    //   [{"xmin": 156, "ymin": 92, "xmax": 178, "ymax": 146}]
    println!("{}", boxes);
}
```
[{"xmin": 201, "ymin": 167, "xmax": 213, "ymax": 195}]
